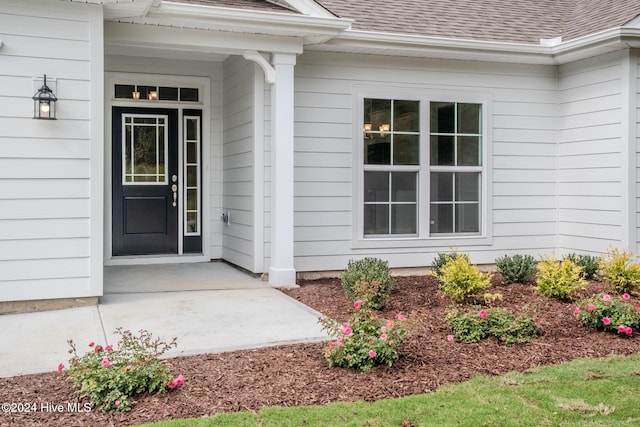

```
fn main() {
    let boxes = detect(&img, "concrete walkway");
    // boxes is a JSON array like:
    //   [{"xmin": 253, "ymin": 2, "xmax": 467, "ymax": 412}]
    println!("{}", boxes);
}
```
[{"xmin": 0, "ymin": 263, "xmax": 328, "ymax": 378}]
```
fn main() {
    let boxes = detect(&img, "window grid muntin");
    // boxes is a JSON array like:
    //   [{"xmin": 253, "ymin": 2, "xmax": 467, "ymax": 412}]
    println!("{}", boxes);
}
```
[
  {"xmin": 184, "ymin": 116, "xmax": 201, "ymax": 236},
  {"xmin": 122, "ymin": 114, "xmax": 168, "ymax": 185}
]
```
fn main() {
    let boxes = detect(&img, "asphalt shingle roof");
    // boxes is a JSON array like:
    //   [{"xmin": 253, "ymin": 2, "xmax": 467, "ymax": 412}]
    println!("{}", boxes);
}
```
[
  {"xmin": 316, "ymin": 0, "xmax": 640, "ymax": 44},
  {"xmin": 167, "ymin": 0, "xmax": 640, "ymax": 44}
]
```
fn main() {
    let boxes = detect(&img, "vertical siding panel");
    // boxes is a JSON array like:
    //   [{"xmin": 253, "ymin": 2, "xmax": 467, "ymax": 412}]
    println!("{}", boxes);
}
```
[
  {"xmin": 222, "ymin": 56, "xmax": 256, "ymax": 271},
  {"xmin": 558, "ymin": 51, "xmax": 625, "ymax": 254},
  {"xmin": 0, "ymin": 0, "xmax": 100, "ymax": 302}
]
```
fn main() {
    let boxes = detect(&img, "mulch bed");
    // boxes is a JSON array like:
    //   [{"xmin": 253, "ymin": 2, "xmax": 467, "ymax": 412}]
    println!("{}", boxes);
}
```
[{"xmin": 2, "ymin": 275, "xmax": 640, "ymax": 426}]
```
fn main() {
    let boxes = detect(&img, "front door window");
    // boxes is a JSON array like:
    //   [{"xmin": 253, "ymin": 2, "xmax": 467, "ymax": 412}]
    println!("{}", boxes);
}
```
[{"xmin": 123, "ymin": 115, "xmax": 168, "ymax": 184}]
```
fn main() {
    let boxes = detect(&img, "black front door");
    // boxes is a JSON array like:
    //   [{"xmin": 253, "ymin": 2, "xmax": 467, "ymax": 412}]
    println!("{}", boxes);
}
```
[{"xmin": 112, "ymin": 107, "xmax": 179, "ymax": 256}]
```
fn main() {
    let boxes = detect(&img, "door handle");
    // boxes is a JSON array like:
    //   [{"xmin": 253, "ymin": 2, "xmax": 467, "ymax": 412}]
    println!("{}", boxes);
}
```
[{"xmin": 171, "ymin": 184, "xmax": 178, "ymax": 207}]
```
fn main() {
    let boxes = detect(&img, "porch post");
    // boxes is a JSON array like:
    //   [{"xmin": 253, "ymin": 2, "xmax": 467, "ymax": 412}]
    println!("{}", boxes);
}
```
[{"xmin": 269, "ymin": 53, "xmax": 297, "ymax": 286}]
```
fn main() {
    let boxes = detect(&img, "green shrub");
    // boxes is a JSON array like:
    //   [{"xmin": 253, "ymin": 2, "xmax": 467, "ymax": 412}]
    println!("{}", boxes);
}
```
[
  {"xmin": 599, "ymin": 248, "xmax": 640, "ymax": 293},
  {"xmin": 431, "ymin": 251, "xmax": 470, "ymax": 278},
  {"xmin": 341, "ymin": 258, "xmax": 394, "ymax": 309},
  {"xmin": 536, "ymin": 255, "xmax": 586, "ymax": 301},
  {"xmin": 575, "ymin": 293, "xmax": 640, "ymax": 336},
  {"xmin": 495, "ymin": 254, "xmax": 537, "ymax": 284},
  {"xmin": 565, "ymin": 253, "xmax": 600, "ymax": 280},
  {"xmin": 320, "ymin": 301, "xmax": 409, "ymax": 372},
  {"xmin": 446, "ymin": 307, "xmax": 538, "ymax": 344},
  {"xmin": 433, "ymin": 255, "xmax": 491, "ymax": 303},
  {"xmin": 62, "ymin": 329, "xmax": 181, "ymax": 412}
]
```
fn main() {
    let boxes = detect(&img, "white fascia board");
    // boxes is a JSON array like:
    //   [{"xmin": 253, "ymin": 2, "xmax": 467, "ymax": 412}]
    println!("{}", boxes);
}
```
[
  {"xmin": 143, "ymin": 1, "xmax": 351, "ymax": 43},
  {"xmin": 310, "ymin": 27, "xmax": 640, "ymax": 65},
  {"xmin": 312, "ymin": 30, "xmax": 554, "ymax": 65},
  {"xmin": 552, "ymin": 27, "xmax": 640, "ymax": 63}
]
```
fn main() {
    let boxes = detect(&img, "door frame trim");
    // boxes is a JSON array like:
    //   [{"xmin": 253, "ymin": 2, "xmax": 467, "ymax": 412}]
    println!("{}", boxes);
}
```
[{"xmin": 104, "ymin": 72, "xmax": 211, "ymax": 266}]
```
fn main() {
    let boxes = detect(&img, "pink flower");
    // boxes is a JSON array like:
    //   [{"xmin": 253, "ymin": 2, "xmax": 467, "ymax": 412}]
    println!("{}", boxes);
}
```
[
  {"xmin": 623, "ymin": 293, "xmax": 631, "ymax": 300},
  {"xmin": 101, "ymin": 358, "xmax": 111, "ymax": 367},
  {"xmin": 105, "ymin": 345, "xmax": 113, "ymax": 351},
  {"xmin": 337, "ymin": 340, "xmax": 344, "ymax": 347},
  {"xmin": 602, "ymin": 317, "xmax": 611, "ymax": 326},
  {"xmin": 618, "ymin": 325, "xmax": 627, "ymax": 333},
  {"xmin": 388, "ymin": 340, "xmax": 394, "ymax": 345},
  {"xmin": 636, "ymin": 306, "xmax": 640, "ymax": 312},
  {"xmin": 385, "ymin": 319, "xmax": 394, "ymax": 329},
  {"xmin": 57, "ymin": 363, "xmax": 64, "ymax": 373},
  {"xmin": 380, "ymin": 333, "xmax": 388, "ymax": 341},
  {"xmin": 368, "ymin": 350, "xmax": 377, "ymax": 358},
  {"xmin": 396, "ymin": 313, "xmax": 407, "ymax": 321},
  {"xmin": 626, "ymin": 327, "xmax": 633, "ymax": 335},
  {"xmin": 478, "ymin": 310, "xmax": 488, "ymax": 318},
  {"xmin": 380, "ymin": 326, "xmax": 387, "ymax": 333},
  {"xmin": 328, "ymin": 341, "xmax": 335, "ymax": 349},
  {"xmin": 115, "ymin": 400, "xmax": 121, "ymax": 407},
  {"xmin": 446, "ymin": 335, "xmax": 454, "ymax": 342},
  {"xmin": 587, "ymin": 304, "xmax": 596, "ymax": 311},
  {"xmin": 167, "ymin": 374, "xmax": 184, "ymax": 389},
  {"xmin": 341, "ymin": 323, "xmax": 352, "ymax": 336},
  {"xmin": 603, "ymin": 294, "xmax": 611, "ymax": 302},
  {"xmin": 574, "ymin": 307, "xmax": 580, "ymax": 315},
  {"xmin": 354, "ymin": 300, "xmax": 366, "ymax": 309},
  {"xmin": 88, "ymin": 342, "xmax": 95, "ymax": 347}
]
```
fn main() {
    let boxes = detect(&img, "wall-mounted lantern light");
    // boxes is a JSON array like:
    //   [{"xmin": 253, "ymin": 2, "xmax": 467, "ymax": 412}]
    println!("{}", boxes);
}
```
[{"xmin": 32, "ymin": 75, "xmax": 57, "ymax": 120}]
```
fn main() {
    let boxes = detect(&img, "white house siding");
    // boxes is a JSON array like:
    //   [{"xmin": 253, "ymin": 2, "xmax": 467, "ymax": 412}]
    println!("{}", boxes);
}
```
[
  {"xmin": 104, "ymin": 54, "xmax": 223, "ymax": 260},
  {"xmin": 0, "ymin": 0, "xmax": 103, "ymax": 301},
  {"xmin": 635, "ymin": 50, "xmax": 640, "ymax": 254},
  {"xmin": 222, "ymin": 56, "xmax": 260, "ymax": 271},
  {"xmin": 292, "ymin": 51, "xmax": 558, "ymax": 271},
  {"xmin": 558, "ymin": 51, "xmax": 626, "ymax": 255}
]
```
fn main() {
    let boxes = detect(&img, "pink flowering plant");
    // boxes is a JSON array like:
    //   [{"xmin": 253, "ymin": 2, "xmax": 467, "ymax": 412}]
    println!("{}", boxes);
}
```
[
  {"xmin": 574, "ymin": 293, "xmax": 640, "ymax": 336},
  {"xmin": 445, "ymin": 306, "xmax": 539, "ymax": 344},
  {"xmin": 319, "ymin": 300, "xmax": 409, "ymax": 372},
  {"xmin": 61, "ymin": 328, "xmax": 182, "ymax": 412}
]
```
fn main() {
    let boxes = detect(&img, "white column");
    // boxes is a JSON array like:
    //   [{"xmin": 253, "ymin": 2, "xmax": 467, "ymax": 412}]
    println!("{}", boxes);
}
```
[{"xmin": 269, "ymin": 53, "xmax": 297, "ymax": 286}]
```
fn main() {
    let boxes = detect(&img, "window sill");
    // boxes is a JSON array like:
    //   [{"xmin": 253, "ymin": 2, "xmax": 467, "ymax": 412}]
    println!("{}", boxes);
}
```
[{"xmin": 351, "ymin": 234, "xmax": 493, "ymax": 250}]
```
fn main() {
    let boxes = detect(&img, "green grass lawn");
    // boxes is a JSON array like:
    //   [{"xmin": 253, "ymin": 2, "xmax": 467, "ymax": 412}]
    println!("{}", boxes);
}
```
[{"xmin": 139, "ymin": 353, "xmax": 640, "ymax": 427}]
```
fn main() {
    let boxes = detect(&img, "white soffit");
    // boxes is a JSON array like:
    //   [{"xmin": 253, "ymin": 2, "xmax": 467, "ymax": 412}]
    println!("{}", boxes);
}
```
[{"xmin": 66, "ymin": 0, "xmax": 158, "ymax": 19}]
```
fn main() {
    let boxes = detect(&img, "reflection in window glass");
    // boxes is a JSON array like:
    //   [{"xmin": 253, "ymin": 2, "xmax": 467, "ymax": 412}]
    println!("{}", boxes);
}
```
[
  {"xmin": 180, "ymin": 88, "xmax": 199, "ymax": 102},
  {"xmin": 364, "ymin": 98, "xmax": 419, "ymax": 166}
]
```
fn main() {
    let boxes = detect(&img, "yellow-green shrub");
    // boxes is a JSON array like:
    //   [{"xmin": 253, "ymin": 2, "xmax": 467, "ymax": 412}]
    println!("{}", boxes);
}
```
[
  {"xmin": 433, "ymin": 255, "xmax": 491, "ymax": 303},
  {"xmin": 599, "ymin": 248, "xmax": 640, "ymax": 293},
  {"xmin": 536, "ymin": 255, "xmax": 585, "ymax": 301}
]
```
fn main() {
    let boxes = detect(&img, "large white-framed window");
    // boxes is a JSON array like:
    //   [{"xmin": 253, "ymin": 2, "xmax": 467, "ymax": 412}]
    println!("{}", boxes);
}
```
[{"xmin": 357, "ymin": 91, "xmax": 489, "ymax": 244}]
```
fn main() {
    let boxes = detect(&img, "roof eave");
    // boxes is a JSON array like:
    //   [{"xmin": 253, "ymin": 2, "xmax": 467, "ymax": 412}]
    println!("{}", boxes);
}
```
[
  {"xmin": 307, "ymin": 27, "xmax": 640, "ymax": 65},
  {"xmin": 133, "ymin": 1, "xmax": 352, "ymax": 44}
]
